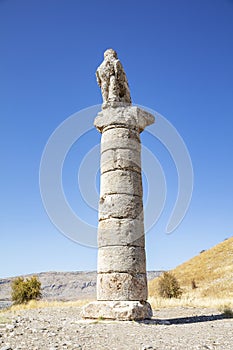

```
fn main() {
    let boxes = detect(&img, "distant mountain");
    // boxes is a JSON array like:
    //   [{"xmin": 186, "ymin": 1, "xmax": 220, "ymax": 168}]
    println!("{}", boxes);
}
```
[
  {"xmin": 0, "ymin": 271, "xmax": 162, "ymax": 301},
  {"xmin": 149, "ymin": 236, "xmax": 233, "ymax": 298}
]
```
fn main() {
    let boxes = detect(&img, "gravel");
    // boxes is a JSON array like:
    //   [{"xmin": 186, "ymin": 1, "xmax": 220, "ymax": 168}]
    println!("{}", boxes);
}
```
[
  {"xmin": 0, "ymin": 303, "xmax": 11, "ymax": 311},
  {"xmin": 0, "ymin": 306, "xmax": 232, "ymax": 349}
]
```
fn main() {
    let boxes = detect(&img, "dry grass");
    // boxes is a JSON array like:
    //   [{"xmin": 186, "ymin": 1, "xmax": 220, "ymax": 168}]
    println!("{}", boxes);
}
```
[
  {"xmin": 172, "ymin": 236, "xmax": 233, "ymax": 297},
  {"xmin": 149, "ymin": 236, "xmax": 233, "ymax": 307},
  {"xmin": 2, "ymin": 238, "xmax": 232, "ymax": 314},
  {"xmin": 0, "ymin": 315, "xmax": 10, "ymax": 324},
  {"xmin": 1, "ymin": 299, "xmax": 91, "ymax": 313},
  {"xmin": 148, "ymin": 295, "xmax": 233, "ymax": 310}
]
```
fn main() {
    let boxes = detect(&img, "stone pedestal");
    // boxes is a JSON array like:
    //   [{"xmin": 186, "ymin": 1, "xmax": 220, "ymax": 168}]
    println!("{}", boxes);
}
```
[
  {"xmin": 82, "ymin": 106, "xmax": 154, "ymax": 320},
  {"xmin": 82, "ymin": 300, "xmax": 152, "ymax": 321}
]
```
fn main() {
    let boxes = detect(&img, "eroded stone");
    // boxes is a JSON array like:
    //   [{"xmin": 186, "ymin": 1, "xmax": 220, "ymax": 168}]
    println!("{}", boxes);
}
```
[
  {"xmin": 81, "ymin": 300, "xmax": 152, "ymax": 320},
  {"xmin": 98, "ymin": 217, "xmax": 145, "ymax": 247},
  {"xmin": 100, "ymin": 127, "xmax": 140, "ymax": 153},
  {"xmin": 100, "ymin": 170, "xmax": 142, "ymax": 197},
  {"xmin": 94, "ymin": 106, "xmax": 155, "ymax": 134},
  {"xmin": 99, "ymin": 194, "xmax": 143, "ymax": 220},
  {"xmin": 97, "ymin": 272, "xmax": 148, "ymax": 301},
  {"xmin": 98, "ymin": 246, "xmax": 146, "ymax": 274},
  {"xmin": 82, "ymin": 50, "xmax": 154, "ymax": 320},
  {"xmin": 101, "ymin": 148, "xmax": 141, "ymax": 174},
  {"xmin": 96, "ymin": 49, "xmax": 131, "ymax": 108}
]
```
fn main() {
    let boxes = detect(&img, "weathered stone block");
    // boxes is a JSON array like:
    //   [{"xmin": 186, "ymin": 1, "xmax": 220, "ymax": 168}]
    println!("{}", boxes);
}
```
[
  {"xmin": 101, "ymin": 148, "xmax": 141, "ymax": 174},
  {"xmin": 100, "ymin": 170, "xmax": 142, "ymax": 197},
  {"xmin": 99, "ymin": 194, "xmax": 143, "ymax": 220},
  {"xmin": 101, "ymin": 127, "xmax": 140, "ymax": 154},
  {"xmin": 81, "ymin": 300, "xmax": 152, "ymax": 320},
  {"xmin": 98, "ymin": 246, "xmax": 146, "ymax": 274},
  {"xmin": 94, "ymin": 106, "xmax": 155, "ymax": 134},
  {"xmin": 98, "ymin": 217, "xmax": 145, "ymax": 247},
  {"xmin": 97, "ymin": 272, "xmax": 148, "ymax": 301}
]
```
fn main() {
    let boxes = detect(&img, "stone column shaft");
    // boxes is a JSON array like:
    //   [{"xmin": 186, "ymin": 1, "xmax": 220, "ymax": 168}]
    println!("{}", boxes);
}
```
[
  {"xmin": 97, "ymin": 121, "xmax": 146, "ymax": 301},
  {"xmin": 82, "ymin": 106, "xmax": 154, "ymax": 320}
]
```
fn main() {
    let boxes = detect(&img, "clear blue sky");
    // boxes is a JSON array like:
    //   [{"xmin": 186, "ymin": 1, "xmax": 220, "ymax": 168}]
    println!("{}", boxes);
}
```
[{"xmin": 1, "ymin": 0, "xmax": 233, "ymax": 278}]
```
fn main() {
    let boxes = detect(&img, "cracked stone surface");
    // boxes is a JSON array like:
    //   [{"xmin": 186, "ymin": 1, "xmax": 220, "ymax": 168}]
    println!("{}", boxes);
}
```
[
  {"xmin": 97, "ymin": 246, "xmax": 146, "ymax": 274},
  {"xmin": 97, "ymin": 272, "xmax": 148, "ymax": 301},
  {"xmin": 98, "ymin": 217, "xmax": 145, "ymax": 247}
]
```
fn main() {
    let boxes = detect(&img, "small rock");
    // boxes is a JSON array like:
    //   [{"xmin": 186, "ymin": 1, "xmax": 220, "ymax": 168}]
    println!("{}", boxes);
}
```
[{"xmin": 5, "ymin": 325, "xmax": 15, "ymax": 331}]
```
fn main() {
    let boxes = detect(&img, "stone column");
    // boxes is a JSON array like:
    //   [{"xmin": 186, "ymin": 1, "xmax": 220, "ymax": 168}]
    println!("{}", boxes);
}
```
[{"xmin": 82, "ymin": 105, "xmax": 154, "ymax": 320}]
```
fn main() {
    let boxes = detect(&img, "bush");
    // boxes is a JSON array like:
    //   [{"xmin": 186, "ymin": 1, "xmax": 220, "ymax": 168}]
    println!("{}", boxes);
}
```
[
  {"xmin": 158, "ymin": 272, "xmax": 182, "ymax": 298},
  {"xmin": 11, "ymin": 276, "xmax": 42, "ymax": 304},
  {"xmin": 219, "ymin": 305, "xmax": 233, "ymax": 318},
  {"xmin": 191, "ymin": 279, "xmax": 197, "ymax": 289}
]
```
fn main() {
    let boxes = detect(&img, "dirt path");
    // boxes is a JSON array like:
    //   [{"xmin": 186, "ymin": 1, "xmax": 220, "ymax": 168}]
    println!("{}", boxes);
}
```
[{"xmin": 0, "ymin": 306, "xmax": 232, "ymax": 349}]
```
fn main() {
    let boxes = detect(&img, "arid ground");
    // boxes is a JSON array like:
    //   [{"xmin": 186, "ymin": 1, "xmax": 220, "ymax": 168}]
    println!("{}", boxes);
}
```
[{"xmin": 1, "ymin": 304, "xmax": 233, "ymax": 350}]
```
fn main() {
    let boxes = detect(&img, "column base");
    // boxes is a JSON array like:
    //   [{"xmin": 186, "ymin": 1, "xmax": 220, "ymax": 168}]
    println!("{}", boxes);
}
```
[{"xmin": 81, "ymin": 300, "xmax": 152, "ymax": 321}]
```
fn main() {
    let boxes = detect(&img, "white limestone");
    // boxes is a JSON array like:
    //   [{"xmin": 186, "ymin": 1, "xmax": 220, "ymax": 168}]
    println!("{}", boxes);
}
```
[
  {"xmin": 96, "ymin": 49, "xmax": 131, "ymax": 109},
  {"xmin": 98, "ymin": 246, "xmax": 146, "ymax": 274},
  {"xmin": 101, "ymin": 148, "xmax": 141, "ymax": 174},
  {"xmin": 82, "ymin": 300, "xmax": 152, "ymax": 321},
  {"xmin": 100, "ymin": 170, "xmax": 142, "ymax": 197},
  {"xmin": 99, "ymin": 193, "xmax": 143, "ymax": 220},
  {"xmin": 82, "ymin": 49, "xmax": 155, "ymax": 320},
  {"xmin": 94, "ymin": 105, "xmax": 155, "ymax": 133},
  {"xmin": 97, "ymin": 272, "xmax": 148, "ymax": 301},
  {"xmin": 98, "ymin": 217, "xmax": 145, "ymax": 247}
]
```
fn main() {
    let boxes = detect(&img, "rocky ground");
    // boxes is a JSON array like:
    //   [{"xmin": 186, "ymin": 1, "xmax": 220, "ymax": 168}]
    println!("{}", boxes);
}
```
[{"xmin": 0, "ymin": 306, "xmax": 232, "ymax": 350}]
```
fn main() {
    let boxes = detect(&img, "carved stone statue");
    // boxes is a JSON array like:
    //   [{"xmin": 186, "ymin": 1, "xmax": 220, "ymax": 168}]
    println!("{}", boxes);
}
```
[{"xmin": 96, "ymin": 49, "xmax": 132, "ymax": 107}]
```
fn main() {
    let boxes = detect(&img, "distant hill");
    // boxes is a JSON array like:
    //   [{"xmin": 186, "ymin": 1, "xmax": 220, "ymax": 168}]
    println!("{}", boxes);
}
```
[
  {"xmin": 0, "ymin": 271, "xmax": 97, "ymax": 302},
  {"xmin": 149, "ymin": 236, "xmax": 233, "ymax": 298},
  {"xmin": 0, "ymin": 271, "xmax": 162, "ymax": 302}
]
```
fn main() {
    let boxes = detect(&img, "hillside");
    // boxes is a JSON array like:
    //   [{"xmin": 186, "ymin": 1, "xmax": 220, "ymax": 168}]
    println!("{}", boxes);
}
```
[
  {"xmin": 0, "ymin": 271, "xmax": 97, "ymax": 302},
  {"xmin": 149, "ymin": 236, "xmax": 233, "ymax": 299}
]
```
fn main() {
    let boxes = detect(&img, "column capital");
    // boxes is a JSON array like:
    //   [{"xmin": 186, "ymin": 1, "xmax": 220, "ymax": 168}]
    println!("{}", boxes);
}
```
[{"xmin": 94, "ymin": 106, "xmax": 155, "ymax": 133}]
